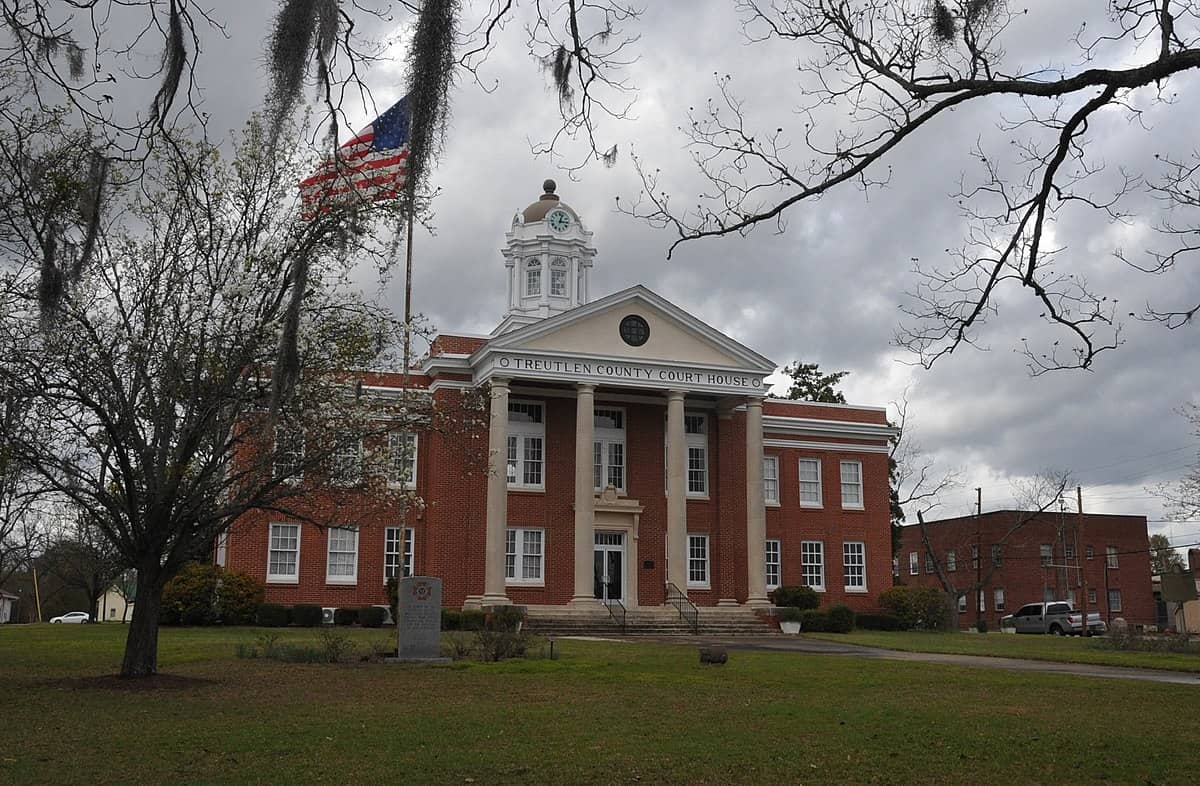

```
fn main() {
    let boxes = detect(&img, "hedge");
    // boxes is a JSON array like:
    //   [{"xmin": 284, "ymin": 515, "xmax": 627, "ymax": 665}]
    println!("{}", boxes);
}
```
[
  {"xmin": 358, "ymin": 606, "xmax": 387, "ymax": 628},
  {"xmin": 256, "ymin": 603, "xmax": 290, "ymax": 627},
  {"xmin": 333, "ymin": 607, "xmax": 358, "ymax": 626},
  {"xmin": 292, "ymin": 604, "xmax": 323, "ymax": 627},
  {"xmin": 800, "ymin": 609, "xmax": 830, "ymax": 632},
  {"xmin": 770, "ymin": 585, "xmax": 820, "ymax": 610},
  {"xmin": 856, "ymin": 613, "xmax": 902, "ymax": 631},
  {"xmin": 442, "ymin": 609, "xmax": 463, "ymax": 630},
  {"xmin": 827, "ymin": 604, "xmax": 856, "ymax": 633}
]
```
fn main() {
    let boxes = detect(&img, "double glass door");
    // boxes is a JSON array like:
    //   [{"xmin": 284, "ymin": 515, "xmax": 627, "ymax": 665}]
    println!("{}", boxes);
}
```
[{"xmin": 593, "ymin": 532, "xmax": 625, "ymax": 605}]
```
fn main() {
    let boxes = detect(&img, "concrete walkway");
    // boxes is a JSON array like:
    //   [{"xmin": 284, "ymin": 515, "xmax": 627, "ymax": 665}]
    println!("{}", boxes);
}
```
[{"xmin": 580, "ymin": 634, "xmax": 1200, "ymax": 686}]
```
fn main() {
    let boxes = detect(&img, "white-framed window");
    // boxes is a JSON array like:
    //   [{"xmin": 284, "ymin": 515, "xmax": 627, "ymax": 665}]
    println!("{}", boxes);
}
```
[
  {"xmin": 925, "ymin": 552, "xmax": 934, "ymax": 574},
  {"xmin": 688, "ymin": 533, "xmax": 710, "ymax": 587},
  {"xmin": 550, "ymin": 256, "xmax": 568, "ymax": 296},
  {"xmin": 1086, "ymin": 544, "xmax": 1094, "ymax": 560},
  {"xmin": 273, "ymin": 425, "xmax": 305, "ymax": 481},
  {"xmin": 326, "ymin": 527, "xmax": 358, "ymax": 584},
  {"xmin": 267, "ymin": 522, "xmax": 300, "ymax": 583},
  {"xmin": 763, "ymin": 456, "xmax": 779, "ymax": 505},
  {"xmin": 1067, "ymin": 589, "xmax": 1076, "ymax": 606},
  {"xmin": 909, "ymin": 551, "xmax": 919, "ymax": 576},
  {"xmin": 685, "ymin": 414, "xmax": 708, "ymax": 495},
  {"xmin": 505, "ymin": 527, "xmax": 544, "ymax": 584},
  {"xmin": 329, "ymin": 438, "xmax": 362, "ymax": 486},
  {"xmin": 843, "ymin": 541, "xmax": 866, "ymax": 591},
  {"xmin": 1088, "ymin": 588, "xmax": 1097, "ymax": 604},
  {"xmin": 1106, "ymin": 546, "xmax": 1118, "ymax": 569},
  {"xmin": 947, "ymin": 550, "xmax": 957, "ymax": 572},
  {"xmin": 840, "ymin": 460, "xmax": 863, "ymax": 509},
  {"xmin": 801, "ymin": 541, "xmax": 825, "ymax": 591},
  {"xmin": 798, "ymin": 458, "xmax": 822, "ymax": 507},
  {"xmin": 991, "ymin": 544, "xmax": 1002, "ymax": 567},
  {"xmin": 978, "ymin": 589, "xmax": 986, "ymax": 612},
  {"xmin": 1108, "ymin": 589, "xmax": 1122, "ymax": 612},
  {"xmin": 524, "ymin": 258, "xmax": 541, "ymax": 296},
  {"xmin": 384, "ymin": 526, "xmax": 414, "ymax": 580},
  {"xmin": 387, "ymin": 431, "xmax": 418, "ymax": 488},
  {"xmin": 507, "ymin": 401, "xmax": 545, "ymax": 489},
  {"xmin": 1064, "ymin": 542, "xmax": 1075, "ymax": 560},
  {"xmin": 215, "ymin": 532, "xmax": 228, "ymax": 567},
  {"xmin": 892, "ymin": 557, "xmax": 899, "ymax": 577},
  {"xmin": 994, "ymin": 588, "xmax": 1006, "ymax": 612},
  {"xmin": 1040, "ymin": 544, "xmax": 1052, "ymax": 567},
  {"xmin": 765, "ymin": 539, "xmax": 781, "ymax": 590},
  {"xmin": 971, "ymin": 544, "xmax": 980, "ymax": 570},
  {"xmin": 958, "ymin": 594, "xmax": 967, "ymax": 613},
  {"xmin": 593, "ymin": 407, "xmax": 626, "ymax": 493}
]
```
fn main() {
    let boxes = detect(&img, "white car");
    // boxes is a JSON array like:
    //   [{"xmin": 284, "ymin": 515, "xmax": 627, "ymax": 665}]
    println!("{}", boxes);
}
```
[{"xmin": 50, "ymin": 611, "xmax": 91, "ymax": 624}]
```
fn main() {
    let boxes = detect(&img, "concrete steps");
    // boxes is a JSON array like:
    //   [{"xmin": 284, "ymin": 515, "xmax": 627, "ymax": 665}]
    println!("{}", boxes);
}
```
[{"xmin": 522, "ymin": 605, "xmax": 778, "ymax": 637}]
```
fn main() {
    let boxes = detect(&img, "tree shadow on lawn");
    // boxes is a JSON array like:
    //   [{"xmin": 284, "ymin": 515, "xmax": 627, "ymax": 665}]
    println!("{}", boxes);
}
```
[{"xmin": 40, "ymin": 674, "xmax": 216, "ymax": 692}]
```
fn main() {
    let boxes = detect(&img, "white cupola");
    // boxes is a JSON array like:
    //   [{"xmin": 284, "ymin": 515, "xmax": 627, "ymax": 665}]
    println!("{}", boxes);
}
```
[{"xmin": 494, "ymin": 179, "xmax": 596, "ymax": 334}]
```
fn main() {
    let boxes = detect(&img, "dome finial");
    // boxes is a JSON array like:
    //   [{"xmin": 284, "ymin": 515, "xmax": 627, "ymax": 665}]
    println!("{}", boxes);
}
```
[{"xmin": 542, "ymin": 179, "xmax": 557, "ymax": 196}]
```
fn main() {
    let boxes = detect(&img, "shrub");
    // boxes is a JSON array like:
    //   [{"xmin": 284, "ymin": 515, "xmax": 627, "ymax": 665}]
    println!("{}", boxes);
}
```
[
  {"xmin": 878, "ymin": 585, "xmax": 950, "ymax": 630},
  {"xmin": 856, "ymin": 613, "xmax": 902, "ymax": 631},
  {"xmin": 319, "ymin": 630, "xmax": 356, "ymax": 662},
  {"xmin": 385, "ymin": 577, "xmax": 398, "ymax": 609},
  {"xmin": 333, "ymin": 607, "xmax": 358, "ymax": 626},
  {"xmin": 777, "ymin": 606, "xmax": 805, "ymax": 623},
  {"xmin": 256, "ymin": 603, "xmax": 290, "ymax": 627},
  {"xmin": 441, "ymin": 608, "xmax": 463, "ymax": 631},
  {"xmin": 292, "ymin": 604, "xmax": 323, "ymax": 627},
  {"xmin": 770, "ymin": 585, "xmax": 820, "ymax": 610},
  {"xmin": 476, "ymin": 628, "xmax": 529, "ymax": 661},
  {"xmin": 442, "ymin": 631, "xmax": 475, "ymax": 660},
  {"xmin": 487, "ymin": 605, "xmax": 525, "ymax": 632},
  {"xmin": 827, "ymin": 604, "xmax": 856, "ymax": 633},
  {"xmin": 800, "ymin": 609, "xmax": 830, "ymax": 632},
  {"xmin": 160, "ymin": 563, "xmax": 221, "ymax": 625},
  {"xmin": 975, "ymin": 618, "xmax": 988, "ymax": 634},
  {"xmin": 460, "ymin": 610, "xmax": 486, "ymax": 631},
  {"xmin": 358, "ymin": 606, "xmax": 387, "ymax": 628},
  {"xmin": 216, "ymin": 571, "xmax": 264, "ymax": 625}
]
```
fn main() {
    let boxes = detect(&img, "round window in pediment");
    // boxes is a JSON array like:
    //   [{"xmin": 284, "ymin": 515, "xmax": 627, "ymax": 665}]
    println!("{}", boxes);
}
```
[{"xmin": 619, "ymin": 314, "xmax": 650, "ymax": 347}]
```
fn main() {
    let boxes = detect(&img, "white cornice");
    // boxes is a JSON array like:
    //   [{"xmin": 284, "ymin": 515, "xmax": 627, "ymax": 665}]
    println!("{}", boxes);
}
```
[
  {"xmin": 764, "ymin": 439, "xmax": 891, "ymax": 454},
  {"xmin": 763, "ymin": 414, "xmax": 898, "ymax": 441},
  {"xmin": 764, "ymin": 398, "xmax": 889, "ymax": 414}
]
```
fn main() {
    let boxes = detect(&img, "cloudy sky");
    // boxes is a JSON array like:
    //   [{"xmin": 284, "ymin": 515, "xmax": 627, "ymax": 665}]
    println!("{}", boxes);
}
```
[{"xmin": 92, "ymin": 1, "xmax": 1200, "ymax": 549}]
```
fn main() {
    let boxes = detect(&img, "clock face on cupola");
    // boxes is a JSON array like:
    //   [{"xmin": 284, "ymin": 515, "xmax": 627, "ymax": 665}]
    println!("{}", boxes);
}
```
[{"xmin": 547, "ymin": 207, "xmax": 572, "ymax": 233}]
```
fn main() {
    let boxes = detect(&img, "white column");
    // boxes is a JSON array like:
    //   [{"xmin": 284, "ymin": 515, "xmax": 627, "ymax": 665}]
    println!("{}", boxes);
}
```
[
  {"xmin": 665, "ymin": 390, "xmax": 688, "ymax": 595},
  {"xmin": 482, "ymin": 378, "xmax": 511, "ymax": 606},
  {"xmin": 745, "ymin": 397, "xmax": 769, "ymax": 606},
  {"xmin": 571, "ymin": 383, "xmax": 598, "ymax": 605}
]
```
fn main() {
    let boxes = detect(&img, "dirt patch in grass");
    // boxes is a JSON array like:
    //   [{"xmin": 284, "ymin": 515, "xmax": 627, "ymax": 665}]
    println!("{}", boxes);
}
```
[{"xmin": 42, "ymin": 673, "xmax": 215, "ymax": 692}]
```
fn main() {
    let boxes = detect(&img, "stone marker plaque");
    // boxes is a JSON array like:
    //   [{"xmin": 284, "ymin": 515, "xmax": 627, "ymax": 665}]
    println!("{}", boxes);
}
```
[{"xmin": 389, "ymin": 576, "xmax": 450, "ymax": 664}]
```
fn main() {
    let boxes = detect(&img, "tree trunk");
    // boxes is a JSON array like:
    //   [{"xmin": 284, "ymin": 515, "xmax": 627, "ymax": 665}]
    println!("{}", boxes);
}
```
[{"xmin": 120, "ymin": 568, "xmax": 163, "ymax": 678}]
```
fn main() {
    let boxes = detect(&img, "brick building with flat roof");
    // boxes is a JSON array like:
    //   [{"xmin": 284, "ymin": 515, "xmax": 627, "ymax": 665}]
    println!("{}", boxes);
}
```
[
  {"xmin": 219, "ymin": 181, "xmax": 897, "ymax": 615},
  {"xmin": 897, "ymin": 511, "xmax": 1155, "ymax": 630}
]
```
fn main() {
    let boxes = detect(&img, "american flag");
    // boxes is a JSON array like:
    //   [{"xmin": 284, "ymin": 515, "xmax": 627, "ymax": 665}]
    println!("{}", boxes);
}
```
[{"xmin": 299, "ymin": 95, "xmax": 410, "ymax": 217}]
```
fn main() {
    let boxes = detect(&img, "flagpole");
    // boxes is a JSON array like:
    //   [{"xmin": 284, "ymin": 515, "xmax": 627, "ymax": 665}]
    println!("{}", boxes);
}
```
[{"xmin": 397, "ymin": 202, "xmax": 414, "ymax": 652}]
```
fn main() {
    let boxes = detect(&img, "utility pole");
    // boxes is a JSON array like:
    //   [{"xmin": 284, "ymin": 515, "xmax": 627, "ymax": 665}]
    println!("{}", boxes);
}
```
[
  {"xmin": 1077, "ymin": 486, "xmax": 1088, "ymax": 637},
  {"xmin": 975, "ymin": 487, "xmax": 982, "ymax": 631}
]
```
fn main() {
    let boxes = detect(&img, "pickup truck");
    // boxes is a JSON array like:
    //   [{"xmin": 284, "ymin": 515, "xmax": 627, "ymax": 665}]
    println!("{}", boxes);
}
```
[{"xmin": 1004, "ymin": 601, "xmax": 1107, "ymax": 635}]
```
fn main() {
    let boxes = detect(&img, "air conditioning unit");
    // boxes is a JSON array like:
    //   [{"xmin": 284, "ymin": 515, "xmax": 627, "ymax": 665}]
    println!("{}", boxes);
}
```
[{"xmin": 321, "ymin": 607, "xmax": 337, "ymax": 625}]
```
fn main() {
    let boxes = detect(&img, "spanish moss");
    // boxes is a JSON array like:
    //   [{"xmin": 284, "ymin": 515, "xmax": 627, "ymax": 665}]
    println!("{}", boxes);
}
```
[
  {"xmin": 149, "ymin": 0, "xmax": 188, "ymax": 129},
  {"xmin": 266, "ymin": 0, "xmax": 340, "ymax": 145},
  {"xmin": 931, "ymin": 1, "xmax": 956, "ymax": 43},
  {"xmin": 405, "ymin": 0, "xmax": 459, "ymax": 202}
]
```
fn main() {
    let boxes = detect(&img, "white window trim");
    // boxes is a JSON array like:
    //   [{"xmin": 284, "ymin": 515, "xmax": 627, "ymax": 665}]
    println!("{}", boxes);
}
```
[
  {"xmin": 507, "ymin": 400, "xmax": 546, "ymax": 491},
  {"xmin": 273, "ymin": 426, "xmax": 305, "ymax": 483},
  {"xmin": 685, "ymin": 413, "xmax": 709, "ymax": 498},
  {"xmin": 763, "ymin": 456, "xmax": 780, "ymax": 506},
  {"xmin": 994, "ymin": 588, "xmax": 1006, "ymax": 612},
  {"xmin": 330, "ymin": 439, "xmax": 362, "ymax": 486},
  {"xmin": 909, "ymin": 551, "xmax": 919, "ymax": 576},
  {"xmin": 387, "ymin": 432, "xmax": 419, "ymax": 489},
  {"xmin": 798, "ymin": 457, "xmax": 823, "ymax": 508},
  {"xmin": 947, "ymin": 550, "xmax": 957, "ymax": 572},
  {"xmin": 1108, "ymin": 589, "xmax": 1123, "ymax": 612},
  {"xmin": 593, "ymin": 406, "xmax": 627, "ymax": 494},
  {"xmin": 765, "ymin": 539, "xmax": 781, "ymax": 591},
  {"xmin": 958, "ymin": 594, "xmax": 967, "ymax": 613},
  {"xmin": 505, "ymin": 527, "xmax": 545, "ymax": 586},
  {"xmin": 215, "ymin": 532, "xmax": 228, "ymax": 567},
  {"xmin": 843, "ymin": 541, "xmax": 867, "ymax": 592},
  {"xmin": 801, "ymin": 540, "xmax": 825, "ymax": 592},
  {"xmin": 687, "ymin": 533, "xmax": 710, "ymax": 589},
  {"xmin": 1106, "ymin": 546, "xmax": 1119, "ymax": 569},
  {"xmin": 266, "ymin": 522, "xmax": 301, "ymax": 584},
  {"xmin": 840, "ymin": 460, "xmax": 864, "ymax": 510},
  {"xmin": 524, "ymin": 259, "xmax": 541, "ymax": 297},
  {"xmin": 384, "ymin": 526, "xmax": 415, "ymax": 581},
  {"xmin": 325, "ymin": 527, "xmax": 359, "ymax": 585}
]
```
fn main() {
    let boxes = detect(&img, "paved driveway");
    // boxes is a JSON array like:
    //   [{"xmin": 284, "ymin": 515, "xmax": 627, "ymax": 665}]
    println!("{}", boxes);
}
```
[{"xmin": 583, "ymin": 634, "xmax": 1200, "ymax": 686}]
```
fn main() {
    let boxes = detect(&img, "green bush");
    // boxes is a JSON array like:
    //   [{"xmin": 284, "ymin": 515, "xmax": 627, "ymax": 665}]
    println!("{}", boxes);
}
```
[
  {"xmin": 215, "ymin": 571, "xmax": 264, "ymax": 625},
  {"xmin": 292, "ymin": 604, "xmax": 323, "ymax": 627},
  {"xmin": 333, "ymin": 607, "xmax": 357, "ymax": 626},
  {"xmin": 461, "ymin": 610, "xmax": 486, "ymax": 631},
  {"xmin": 385, "ymin": 577, "xmax": 399, "ymax": 609},
  {"xmin": 441, "ymin": 608, "xmax": 463, "ymax": 630},
  {"xmin": 878, "ymin": 585, "xmax": 950, "ymax": 630},
  {"xmin": 827, "ymin": 604, "xmax": 856, "ymax": 633},
  {"xmin": 777, "ymin": 606, "xmax": 805, "ymax": 623},
  {"xmin": 856, "ymin": 613, "xmax": 902, "ymax": 631},
  {"xmin": 975, "ymin": 618, "xmax": 988, "ymax": 634},
  {"xmin": 358, "ymin": 606, "xmax": 387, "ymax": 628},
  {"xmin": 256, "ymin": 603, "xmax": 290, "ymax": 627},
  {"xmin": 160, "ymin": 563, "xmax": 221, "ymax": 625},
  {"xmin": 487, "ymin": 605, "xmax": 525, "ymax": 632},
  {"xmin": 800, "ymin": 609, "xmax": 830, "ymax": 632},
  {"xmin": 770, "ymin": 585, "xmax": 820, "ymax": 610}
]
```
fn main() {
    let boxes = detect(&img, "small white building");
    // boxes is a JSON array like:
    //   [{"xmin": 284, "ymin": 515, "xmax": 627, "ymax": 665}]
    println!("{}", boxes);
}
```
[
  {"xmin": 0, "ymin": 589, "xmax": 17, "ymax": 623},
  {"xmin": 97, "ymin": 585, "xmax": 134, "ymax": 623}
]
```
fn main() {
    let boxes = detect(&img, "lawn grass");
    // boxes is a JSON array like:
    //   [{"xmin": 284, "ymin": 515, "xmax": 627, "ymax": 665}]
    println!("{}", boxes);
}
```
[
  {"xmin": 1, "ymin": 624, "xmax": 1196, "ymax": 785},
  {"xmin": 804, "ymin": 630, "xmax": 1200, "ymax": 672}
]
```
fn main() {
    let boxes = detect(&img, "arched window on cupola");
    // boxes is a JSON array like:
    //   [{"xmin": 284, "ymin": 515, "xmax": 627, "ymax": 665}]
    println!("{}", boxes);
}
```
[
  {"xmin": 524, "ymin": 258, "xmax": 541, "ymax": 297},
  {"xmin": 550, "ymin": 257, "xmax": 568, "ymax": 297}
]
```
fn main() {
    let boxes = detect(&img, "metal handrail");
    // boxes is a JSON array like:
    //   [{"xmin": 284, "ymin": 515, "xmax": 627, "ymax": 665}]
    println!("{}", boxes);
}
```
[
  {"xmin": 665, "ymin": 582, "xmax": 700, "ymax": 634},
  {"xmin": 604, "ymin": 598, "xmax": 627, "ymax": 634}
]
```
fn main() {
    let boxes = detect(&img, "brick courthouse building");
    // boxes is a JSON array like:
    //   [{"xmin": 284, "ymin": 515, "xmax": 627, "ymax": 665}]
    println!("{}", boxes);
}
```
[
  {"xmin": 898, "ymin": 511, "xmax": 1156, "ymax": 630},
  {"xmin": 221, "ymin": 182, "xmax": 897, "ymax": 613}
]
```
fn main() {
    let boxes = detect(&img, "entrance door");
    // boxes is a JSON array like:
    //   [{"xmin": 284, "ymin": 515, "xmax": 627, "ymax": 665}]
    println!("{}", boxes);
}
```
[{"xmin": 593, "ymin": 532, "xmax": 625, "ymax": 605}]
